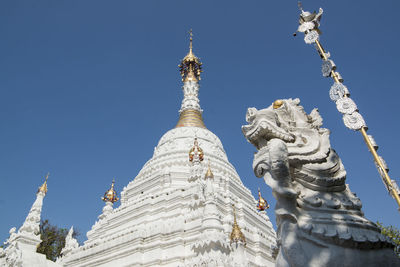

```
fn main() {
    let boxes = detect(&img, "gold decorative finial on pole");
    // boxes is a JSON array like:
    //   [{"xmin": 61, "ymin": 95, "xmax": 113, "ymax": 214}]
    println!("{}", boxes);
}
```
[{"xmin": 294, "ymin": 3, "xmax": 400, "ymax": 210}]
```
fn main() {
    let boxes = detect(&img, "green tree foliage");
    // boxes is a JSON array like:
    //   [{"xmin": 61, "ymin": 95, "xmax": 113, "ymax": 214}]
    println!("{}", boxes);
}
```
[
  {"xmin": 376, "ymin": 221, "xmax": 400, "ymax": 258},
  {"xmin": 36, "ymin": 219, "xmax": 80, "ymax": 262}
]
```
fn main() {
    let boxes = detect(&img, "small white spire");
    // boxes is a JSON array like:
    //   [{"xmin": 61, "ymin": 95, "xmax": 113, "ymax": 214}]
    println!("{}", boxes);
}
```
[
  {"xmin": 2, "ymin": 174, "xmax": 50, "ymax": 260},
  {"xmin": 19, "ymin": 174, "xmax": 49, "ymax": 237},
  {"xmin": 61, "ymin": 227, "xmax": 79, "ymax": 256}
]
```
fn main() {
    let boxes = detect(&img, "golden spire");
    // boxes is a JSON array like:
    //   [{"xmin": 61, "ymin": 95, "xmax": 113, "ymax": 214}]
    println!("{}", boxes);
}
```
[
  {"xmin": 37, "ymin": 172, "xmax": 49, "ymax": 194},
  {"xmin": 189, "ymin": 138, "xmax": 204, "ymax": 162},
  {"xmin": 257, "ymin": 188, "xmax": 269, "ymax": 211},
  {"xmin": 230, "ymin": 205, "xmax": 246, "ymax": 245},
  {"xmin": 179, "ymin": 29, "xmax": 202, "ymax": 82},
  {"xmin": 102, "ymin": 179, "xmax": 119, "ymax": 203},
  {"xmin": 175, "ymin": 30, "xmax": 206, "ymax": 129},
  {"xmin": 204, "ymin": 160, "xmax": 214, "ymax": 179}
]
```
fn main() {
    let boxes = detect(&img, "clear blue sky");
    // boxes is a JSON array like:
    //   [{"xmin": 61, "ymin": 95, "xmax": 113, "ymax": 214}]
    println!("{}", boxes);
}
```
[{"xmin": 1, "ymin": 1, "xmax": 399, "ymax": 243}]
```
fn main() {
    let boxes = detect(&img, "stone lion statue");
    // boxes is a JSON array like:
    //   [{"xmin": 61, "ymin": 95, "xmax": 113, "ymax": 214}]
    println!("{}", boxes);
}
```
[{"xmin": 242, "ymin": 98, "xmax": 399, "ymax": 267}]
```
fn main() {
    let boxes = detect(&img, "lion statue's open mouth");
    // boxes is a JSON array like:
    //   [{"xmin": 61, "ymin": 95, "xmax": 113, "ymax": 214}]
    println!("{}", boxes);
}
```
[{"xmin": 242, "ymin": 105, "xmax": 295, "ymax": 150}]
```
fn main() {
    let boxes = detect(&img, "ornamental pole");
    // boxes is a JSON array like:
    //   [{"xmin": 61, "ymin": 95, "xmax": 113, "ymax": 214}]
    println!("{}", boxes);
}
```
[{"xmin": 294, "ymin": 3, "xmax": 400, "ymax": 210}]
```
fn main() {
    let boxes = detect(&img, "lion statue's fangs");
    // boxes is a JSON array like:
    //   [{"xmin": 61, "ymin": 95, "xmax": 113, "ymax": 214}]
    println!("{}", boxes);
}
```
[{"xmin": 242, "ymin": 98, "xmax": 399, "ymax": 266}]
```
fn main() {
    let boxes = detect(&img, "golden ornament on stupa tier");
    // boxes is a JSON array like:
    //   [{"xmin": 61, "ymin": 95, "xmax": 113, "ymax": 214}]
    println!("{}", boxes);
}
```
[
  {"xmin": 102, "ymin": 179, "xmax": 119, "ymax": 203},
  {"xmin": 256, "ymin": 188, "xmax": 269, "ymax": 211},
  {"xmin": 204, "ymin": 160, "xmax": 214, "ymax": 179},
  {"xmin": 230, "ymin": 204, "xmax": 246, "ymax": 245},
  {"xmin": 189, "ymin": 138, "xmax": 204, "ymax": 162}
]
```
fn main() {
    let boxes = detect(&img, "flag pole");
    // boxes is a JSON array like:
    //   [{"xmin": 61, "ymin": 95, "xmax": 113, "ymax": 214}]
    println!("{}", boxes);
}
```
[{"xmin": 294, "ymin": 3, "xmax": 400, "ymax": 210}]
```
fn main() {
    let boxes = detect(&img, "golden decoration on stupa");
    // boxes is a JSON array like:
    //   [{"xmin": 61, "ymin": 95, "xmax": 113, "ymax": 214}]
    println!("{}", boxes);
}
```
[
  {"xmin": 256, "ymin": 188, "xmax": 269, "ymax": 211},
  {"xmin": 230, "ymin": 205, "xmax": 246, "ymax": 245},
  {"xmin": 204, "ymin": 160, "xmax": 214, "ymax": 179},
  {"xmin": 178, "ymin": 29, "xmax": 202, "ymax": 82},
  {"xmin": 189, "ymin": 138, "xmax": 204, "ymax": 162},
  {"xmin": 102, "ymin": 179, "xmax": 119, "ymax": 203},
  {"xmin": 175, "ymin": 109, "xmax": 206, "ymax": 129},
  {"xmin": 37, "ymin": 172, "xmax": 49, "ymax": 194}
]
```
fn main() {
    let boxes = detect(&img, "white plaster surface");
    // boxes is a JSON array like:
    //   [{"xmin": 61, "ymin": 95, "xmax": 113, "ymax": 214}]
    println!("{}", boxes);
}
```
[{"xmin": 60, "ymin": 126, "xmax": 276, "ymax": 267}]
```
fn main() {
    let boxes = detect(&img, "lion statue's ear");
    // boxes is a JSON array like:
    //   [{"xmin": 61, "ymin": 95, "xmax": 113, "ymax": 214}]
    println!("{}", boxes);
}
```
[
  {"xmin": 293, "ymin": 98, "xmax": 301, "ymax": 105},
  {"xmin": 309, "ymin": 108, "xmax": 323, "ymax": 128}
]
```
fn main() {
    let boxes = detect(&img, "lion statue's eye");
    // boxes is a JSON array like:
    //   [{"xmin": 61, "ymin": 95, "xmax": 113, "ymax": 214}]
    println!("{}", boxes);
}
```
[
  {"xmin": 246, "ymin": 107, "xmax": 257, "ymax": 123},
  {"xmin": 273, "ymin": 100, "xmax": 284, "ymax": 109}
]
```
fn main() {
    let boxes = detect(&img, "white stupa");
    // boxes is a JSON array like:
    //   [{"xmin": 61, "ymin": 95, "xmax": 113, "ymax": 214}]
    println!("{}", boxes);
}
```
[{"xmin": 4, "ymin": 34, "xmax": 277, "ymax": 267}]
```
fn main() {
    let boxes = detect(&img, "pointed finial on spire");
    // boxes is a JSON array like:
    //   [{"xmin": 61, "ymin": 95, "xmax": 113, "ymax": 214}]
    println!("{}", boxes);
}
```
[
  {"xmin": 179, "ymin": 29, "xmax": 202, "ymax": 82},
  {"xmin": 230, "ymin": 204, "xmax": 246, "ymax": 245},
  {"xmin": 189, "ymin": 28, "xmax": 193, "ymax": 53},
  {"xmin": 37, "ymin": 172, "xmax": 49, "ymax": 194},
  {"xmin": 102, "ymin": 179, "xmax": 119, "ymax": 203}
]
